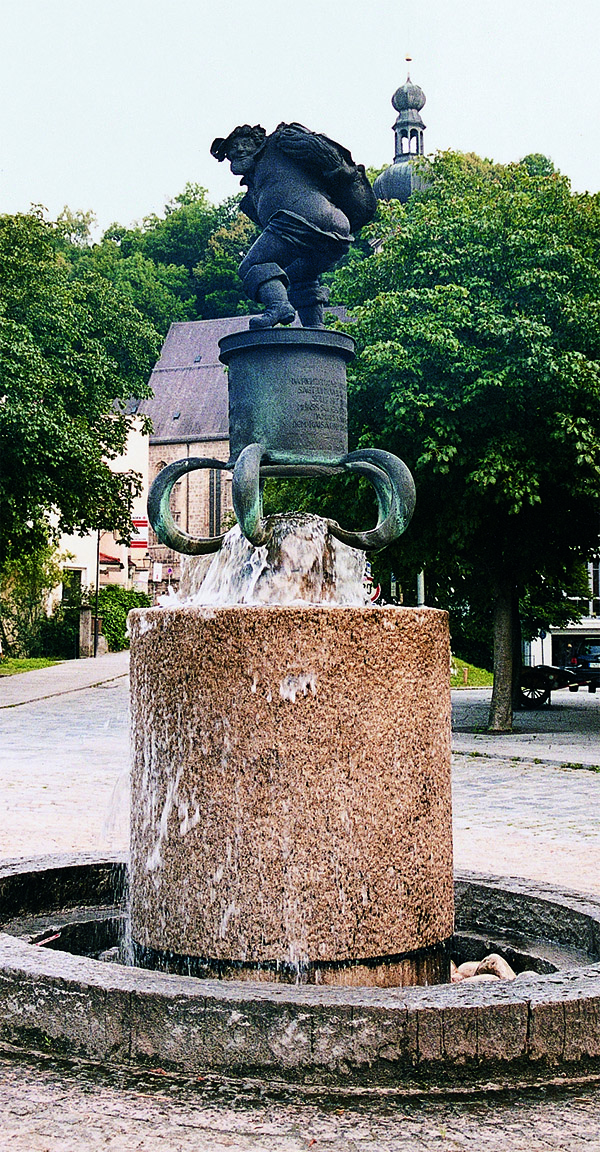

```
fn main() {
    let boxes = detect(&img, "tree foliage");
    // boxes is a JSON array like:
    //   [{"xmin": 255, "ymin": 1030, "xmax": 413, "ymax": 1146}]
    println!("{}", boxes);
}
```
[
  {"xmin": 193, "ymin": 207, "xmax": 261, "ymax": 318},
  {"xmin": 328, "ymin": 152, "xmax": 600, "ymax": 728},
  {"xmin": 94, "ymin": 584, "xmax": 152, "ymax": 651},
  {"xmin": 90, "ymin": 186, "xmax": 256, "ymax": 329},
  {"xmin": 0, "ymin": 539, "xmax": 67, "ymax": 657},
  {"xmin": 0, "ymin": 211, "xmax": 159, "ymax": 568}
]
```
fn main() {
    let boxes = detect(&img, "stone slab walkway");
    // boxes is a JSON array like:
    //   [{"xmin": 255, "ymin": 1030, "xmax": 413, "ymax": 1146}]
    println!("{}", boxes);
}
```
[
  {"xmin": 0, "ymin": 673, "xmax": 130, "ymax": 859},
  {"xmin": 0, "ymin": 650, "xmax": 130, "ymax": 709},
  {"xmin": 1, "ymin": 659, "xmax": 600, "ymax": 1148},
  {"xmin": 453, "ymin": 686, "xmax": 600, "ymax": 766},
  {"xmin": 452, "ymin": 688, "xmax": 600, "ymax": 896}
]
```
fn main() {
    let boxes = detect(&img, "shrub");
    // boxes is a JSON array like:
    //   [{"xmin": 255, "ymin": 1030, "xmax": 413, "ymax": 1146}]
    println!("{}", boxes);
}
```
[
  {"xmin": 0, "ymin": 542, "xmax": 66, "ymax": 657},
  {"xmin": 93, "ymin": 586, "xmax": 152, "ymax": 651}
]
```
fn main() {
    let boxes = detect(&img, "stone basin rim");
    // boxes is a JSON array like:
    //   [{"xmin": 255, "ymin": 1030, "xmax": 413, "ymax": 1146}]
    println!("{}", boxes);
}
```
[
  {"xmin": 3, "ymin": 855, "xmax": 600, "ymax": 1089},
  {"xmin": 131, "ymin": 605, "xmax": 445, "ymax": 615},
  {"xmin": 1, "ymin": 856, "xmax": 599, "ymax": 1009}
]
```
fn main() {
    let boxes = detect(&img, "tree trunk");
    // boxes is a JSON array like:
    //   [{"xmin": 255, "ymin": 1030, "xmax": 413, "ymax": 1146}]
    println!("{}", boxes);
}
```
[
  {"xmin": 511, "ymin": 588, "xmax": 523, "ymax": 711},
  {"xmin": 488, "ymin": 578, "xmax": 514, "ymax": 732},
  {"xmin": 0, "ymin": 616, "xmax": 13, "ymax": 659}
]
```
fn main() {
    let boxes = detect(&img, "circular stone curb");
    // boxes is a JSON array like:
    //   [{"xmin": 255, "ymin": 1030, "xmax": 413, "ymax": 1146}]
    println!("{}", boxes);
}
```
[{"xmin": 1, "ymin": 855, "xmax": 600, "ymax": 1091}]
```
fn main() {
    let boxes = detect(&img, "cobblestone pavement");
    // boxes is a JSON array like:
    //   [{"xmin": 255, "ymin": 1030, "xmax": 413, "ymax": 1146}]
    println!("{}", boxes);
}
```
[
  {"xmin": 452, "ymin": 751, "xmax": 600, "ymax": 896},
  {"xmin": 451, "ymin": 689, "xmax": 600, "ymax": 896},
  {"xmin": 3, "ymin": 1054, "xmax": 600, "ymax": 1151},
  {"xmin": 453, "ymin": 687, "xmax": 600, "ymax": 766},
  {"xmin": 1, "ymin": 664, "xmax": 600, "ymax": 1148},
  {"xmin": 0, "ymin": 676, "xmax": 130, "ymax": 858}
]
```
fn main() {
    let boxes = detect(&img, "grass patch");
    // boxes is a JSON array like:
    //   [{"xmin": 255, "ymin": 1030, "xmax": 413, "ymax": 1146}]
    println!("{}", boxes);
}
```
[
  {"xmin": 560, "ymin": 761, "xmax": 600, "ymax": 773},
  {"xmin": 450, "ymin": 657, "xmax": 494, "ymax": 689},
  {"xmin": 0, "ymin": 657, "xmax": 63, "ymax": 677}
]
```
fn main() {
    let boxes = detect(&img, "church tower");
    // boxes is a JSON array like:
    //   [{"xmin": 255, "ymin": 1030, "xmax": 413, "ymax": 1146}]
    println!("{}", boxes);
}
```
[{"xmin": 374, "ymin": 64, "xmax": 428, "ymax": 202}]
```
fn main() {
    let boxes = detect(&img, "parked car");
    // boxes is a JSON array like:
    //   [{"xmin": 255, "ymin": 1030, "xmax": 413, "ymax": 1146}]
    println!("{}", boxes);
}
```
[{"xmin": 562, "ymin": 641, "xmax": 600, "ymax": 694}]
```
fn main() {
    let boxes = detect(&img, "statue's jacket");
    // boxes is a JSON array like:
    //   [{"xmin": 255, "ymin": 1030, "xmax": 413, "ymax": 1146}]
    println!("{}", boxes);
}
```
[{"xmin": 239, "ymin": 122, "xmax": 377, "ymax": 238}]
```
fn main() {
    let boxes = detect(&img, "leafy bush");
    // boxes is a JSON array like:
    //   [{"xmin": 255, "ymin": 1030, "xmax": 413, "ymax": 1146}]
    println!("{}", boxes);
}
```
[
  {"xmin": 94, "ymin": 586, "xmax": 152, "ymax": 651},
  {"xmin": 37, "ymin": 605, "xmax": 80, "ymax": 659},
  {"xmin": 0, "ymin": 542, "xmax": 66, "ymax": 657}
]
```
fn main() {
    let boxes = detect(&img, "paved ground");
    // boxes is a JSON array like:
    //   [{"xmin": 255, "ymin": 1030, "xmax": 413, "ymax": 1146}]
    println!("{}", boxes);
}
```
[
  {"xmin": 0, "ymin": 650, "xmax": 130, "ymax": 708},
  {"xmin": 1, "ymin": 656, "xmax": 600, "ymax": 1149},
  {"xmin": 452, "ymin": 689, "xmax": 600, "ymax": 896},
  {"xmin": 0, "ymin": 654, "xmax": 130, "ymax": 858},
  {"xmin": 453, "ymin": 686, "xmax": 600, "ymax": 766},
  {"xmin": 4, "ymin": 1053, "xmax": 600, "ymax": 1151}
]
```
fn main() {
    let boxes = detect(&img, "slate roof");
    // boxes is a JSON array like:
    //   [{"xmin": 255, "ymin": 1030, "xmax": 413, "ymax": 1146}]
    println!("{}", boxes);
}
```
[
  {"xmin": 141, "ymin": 310, "xmax": 349, "ymax": 445},
  {"xmin": 140, "ymin": 317, "xmax": 245, "ymax": 444},
  {"xmin": 374, "ymin": 157, "xmax": 430, "ymax": 203}
]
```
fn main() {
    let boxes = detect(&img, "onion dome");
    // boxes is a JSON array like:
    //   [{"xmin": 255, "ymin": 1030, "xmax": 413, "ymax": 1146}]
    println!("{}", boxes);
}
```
[
  {"xmin": 392, "ymin": 78, "xmax": 426, "ymax": 114},
  {"xmin": 373, "ymin": 160, "xmax": 427, "ymax": 204}
]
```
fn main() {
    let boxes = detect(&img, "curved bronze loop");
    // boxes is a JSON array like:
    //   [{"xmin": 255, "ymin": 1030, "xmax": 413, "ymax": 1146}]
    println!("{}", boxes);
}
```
[
  {"xmin": 149, "ymin": 449, "xmax": 415, "ymax": 557},
  {"xmin": 326, "ymin": 449, "xmax": 416, "ymax": 552},
  {"xmin": 231, "ymin": 443, "xmax": 270, "ymax": 547},
  {"xmin": 147, "ymin": 457, "xmax": 231, "ymax": 555}
]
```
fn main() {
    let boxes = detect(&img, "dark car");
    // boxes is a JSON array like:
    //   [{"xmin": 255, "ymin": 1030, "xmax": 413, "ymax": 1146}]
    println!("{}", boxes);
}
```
[{"xmin": 563, "ymin": 641, "xmax": 600, "ymax": 694}]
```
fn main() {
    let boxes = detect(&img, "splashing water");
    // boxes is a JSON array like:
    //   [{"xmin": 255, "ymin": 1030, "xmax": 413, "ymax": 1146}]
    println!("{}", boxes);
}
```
[{"xmin": 162, "ymin": 513, "xmax": 370, "ymax": 608}]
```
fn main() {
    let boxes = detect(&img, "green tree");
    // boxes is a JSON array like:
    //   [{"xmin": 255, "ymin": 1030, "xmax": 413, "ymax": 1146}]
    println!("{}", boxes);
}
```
[
  {"xmin": 0, "ymin": 211, "xmax": 159, "ymax": 568},
  {"xmin": 131, "ymin": 183, "xmax": 220, "ymax": 271},
  {"xmin": 53, "ymin": 206, "xmax": 97, "ymax": 251},
  {"xmin": 330, "ymin": 152, "xmax": 600, "ymax": 731},
  {"xmin": 97, "ymin": 187, "xmax": 254, "ymax": 322},
  {"xmin": 193, "ymin": 204, "xmax": 261, "ymax": 318},
  {"xmin": 83, "ymin": 243, "xmax": 195, "ymax": 334},
  {"xmin": 0, "ymin": 539, "xmax": 66, "ymax": 657}
]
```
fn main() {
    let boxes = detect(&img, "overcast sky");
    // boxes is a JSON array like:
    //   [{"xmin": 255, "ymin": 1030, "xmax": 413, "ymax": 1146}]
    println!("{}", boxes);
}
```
[{"xmin": 2, "ymin": 0, "xmax": 599, "ymax": 233}]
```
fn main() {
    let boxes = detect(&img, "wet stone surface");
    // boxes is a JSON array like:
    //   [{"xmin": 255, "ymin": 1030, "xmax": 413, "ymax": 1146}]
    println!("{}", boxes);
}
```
[{"xmin": 129, "ymin": 606, "xmax": 453, "ymax": 971}]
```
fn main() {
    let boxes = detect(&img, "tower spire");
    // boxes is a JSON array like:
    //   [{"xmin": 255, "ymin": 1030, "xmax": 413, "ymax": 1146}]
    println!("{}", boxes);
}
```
[{"xmin": 373, "ymin": 67, "xmax": 428, "ymax": 203}]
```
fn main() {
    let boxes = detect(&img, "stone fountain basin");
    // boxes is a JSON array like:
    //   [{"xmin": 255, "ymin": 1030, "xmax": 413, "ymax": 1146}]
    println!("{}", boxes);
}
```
[{"xmin": 1, "ymin": 854, "xmax": 600, "ymax": 1092}]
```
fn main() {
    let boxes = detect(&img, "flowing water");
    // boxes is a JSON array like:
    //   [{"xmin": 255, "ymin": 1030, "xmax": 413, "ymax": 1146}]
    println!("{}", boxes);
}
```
[
  {"xmin": 129, "ymin": 514, "xmax": 375, "ymax": 981},
  {"xmin": 160, "ymin": 513, "xmax": 370, "ymax": 609}
]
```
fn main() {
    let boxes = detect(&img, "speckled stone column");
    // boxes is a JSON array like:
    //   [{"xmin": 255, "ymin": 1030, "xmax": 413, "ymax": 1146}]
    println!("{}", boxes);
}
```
[{"xmin": 129, "ymin": 606, "xmax": 453, "ymax": 986}]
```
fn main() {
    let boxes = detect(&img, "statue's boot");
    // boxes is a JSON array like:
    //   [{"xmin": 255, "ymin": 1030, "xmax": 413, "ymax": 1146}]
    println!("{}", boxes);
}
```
[
  {"xmin": 249, "ymin": 281, "xmax": 296, "ymax": 329},
  {"xmin": 288, "ymin": 281, "xmax": 330, "ymax": 329},
  {"xmin": 243, "ymin": 263, "xmax": 295, "ymax": 329}
]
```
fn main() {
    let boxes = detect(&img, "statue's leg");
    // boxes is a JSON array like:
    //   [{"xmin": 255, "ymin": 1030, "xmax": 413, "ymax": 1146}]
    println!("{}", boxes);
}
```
[
  {"xmin": 286, "ymin": 246, "xmax": 346, "ymax": 328},
  {"xmin": 287, "ymin": 277, "xmax": 330, "ymax": 328},
  {"xmin": 239, "ymin": 239, "xmax": 296, "ymax": 328},
  {"xmin": 245, "ymin": 266, "xmax": 296, "ymax": 329}
]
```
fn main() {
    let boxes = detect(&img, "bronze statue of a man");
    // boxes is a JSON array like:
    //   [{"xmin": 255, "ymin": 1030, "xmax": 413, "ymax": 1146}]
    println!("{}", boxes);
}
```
[{"xmin": 211, "ymin": 122, "xmax": 377, "ymax": 329}]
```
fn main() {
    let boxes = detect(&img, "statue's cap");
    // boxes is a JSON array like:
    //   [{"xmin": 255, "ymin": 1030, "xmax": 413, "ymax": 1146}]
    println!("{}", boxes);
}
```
[{"xmin": 210, "ymin": 125, "xmax": 266, "ymax": 161}]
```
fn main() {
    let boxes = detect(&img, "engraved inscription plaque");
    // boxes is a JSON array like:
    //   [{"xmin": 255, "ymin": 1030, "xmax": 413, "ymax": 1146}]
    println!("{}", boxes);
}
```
[{"xmin": 219, "ymin": 329, "xmax": 354, "ymax": 466}]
